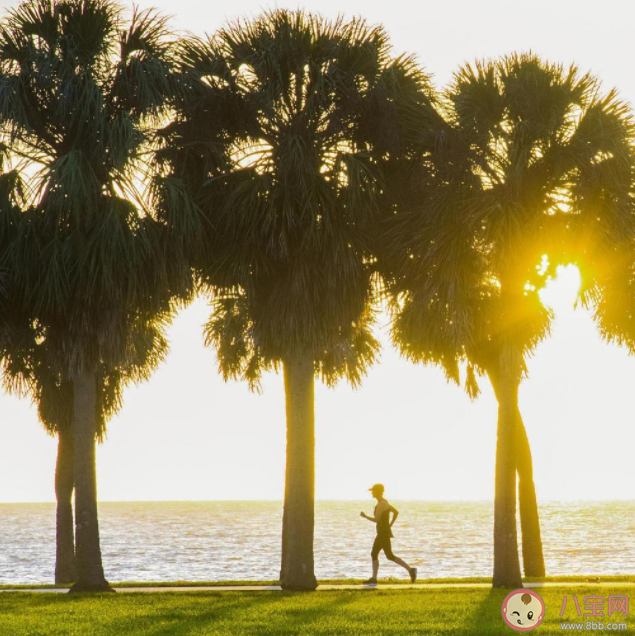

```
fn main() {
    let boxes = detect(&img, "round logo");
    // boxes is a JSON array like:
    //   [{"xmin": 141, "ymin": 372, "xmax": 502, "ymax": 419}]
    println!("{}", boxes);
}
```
[{"xmin": 501, "ymin": 588, "xmax": 546, "ymax": 631}]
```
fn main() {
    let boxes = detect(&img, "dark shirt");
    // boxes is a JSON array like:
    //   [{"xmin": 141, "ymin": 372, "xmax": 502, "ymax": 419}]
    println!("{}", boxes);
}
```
[{"xmin": 375, "ymin": 504, "xmax": 394, "ymax": 539}]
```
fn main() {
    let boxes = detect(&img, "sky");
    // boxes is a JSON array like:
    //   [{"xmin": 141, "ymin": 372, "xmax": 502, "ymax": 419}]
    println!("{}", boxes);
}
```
[{"xmin": 0, "ymin": 0, "xmax": 634, "ymax": 502}]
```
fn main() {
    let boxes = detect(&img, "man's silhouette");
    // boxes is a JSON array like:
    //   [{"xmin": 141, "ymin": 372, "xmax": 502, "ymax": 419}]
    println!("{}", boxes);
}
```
[{"xmin": 360, "ymin": 483, "xmax": 417, "ymax": 585}]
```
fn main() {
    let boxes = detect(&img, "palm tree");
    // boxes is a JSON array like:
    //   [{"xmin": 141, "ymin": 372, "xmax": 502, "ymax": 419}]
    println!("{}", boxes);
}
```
[
  {"xmin": 154, "ymin": 9, "xmax": 437, "ymax": 590},
  {"xmin": 0, "ymin": 0, "xmax": 189, "ymax": 591},
  {"xmin": 380, "ymin": 54, "xmax": 635, "ymax": 588},
  {"xmin": 1, "ymin": 317, "xmax": 168, "ymax": 583}
]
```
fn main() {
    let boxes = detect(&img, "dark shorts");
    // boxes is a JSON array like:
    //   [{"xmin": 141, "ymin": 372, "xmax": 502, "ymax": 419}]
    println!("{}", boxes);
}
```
[{"xmin": 371, "ymin": 534, "xmax": 395, "ymax": 560}]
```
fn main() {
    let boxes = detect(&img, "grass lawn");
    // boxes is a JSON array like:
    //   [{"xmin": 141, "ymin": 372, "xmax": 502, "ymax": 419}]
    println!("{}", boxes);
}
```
[{"xmin": 2, "ymin": 586, "xmax": 632, "ymax": 636}]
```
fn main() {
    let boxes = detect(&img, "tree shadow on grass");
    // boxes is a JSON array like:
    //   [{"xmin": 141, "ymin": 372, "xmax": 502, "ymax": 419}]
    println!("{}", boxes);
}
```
[
  {"xmin": 0, "ymin": 591, "xmax": 278, "ymax": 636},
  {"xmin": 460, "ymin": 588, "xmax": 513, "ymax": 636},
  {"xmin": 140, "ymin": 591, "xmax": 363, "ymax": 636},
  {"xmin": 0, "ymin": 588, "xmax": 534, "ymax": 636},
  {"xmin": 111, "ymin": 592, "xmax": 280, "ymax": 636}
]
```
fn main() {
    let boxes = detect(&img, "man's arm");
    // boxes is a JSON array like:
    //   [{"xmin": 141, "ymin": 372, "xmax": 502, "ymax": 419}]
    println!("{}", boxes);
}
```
[
  {"xmin": 361, "ymin": 500, "xmax": 387, "ymax": 523},
  {"xmin": 388, "ymin": 505, "xmax": 399, "ymax": 527}
]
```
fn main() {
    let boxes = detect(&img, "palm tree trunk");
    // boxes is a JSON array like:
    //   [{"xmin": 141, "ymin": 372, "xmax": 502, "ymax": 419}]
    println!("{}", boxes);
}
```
[
  {"xmin": 55, "ymin": 426, "xmax": 76, "ymax": 584},
  {"xmin": 69, "ymin": 369, "xmax": 111, "ymax": 593},
  {"xmin": 490, "ymin": 345, "xmax": 523, "ymax": 589},
  {"xmin": 517, "ymin": 413, "xmax": 546, "ymax": 577},
  {"xmin": 280, "ymin": 354, "xmax": 318, "ymax": 591},
  {"xmin": 489, "ymin": 374, "xmax": 546, "ymax": 579}
]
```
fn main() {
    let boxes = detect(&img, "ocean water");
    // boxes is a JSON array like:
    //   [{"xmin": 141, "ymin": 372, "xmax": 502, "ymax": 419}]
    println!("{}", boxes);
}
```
[{"xmin": 0, "ymin": 500, "xmax": 633, "ymax": 584}]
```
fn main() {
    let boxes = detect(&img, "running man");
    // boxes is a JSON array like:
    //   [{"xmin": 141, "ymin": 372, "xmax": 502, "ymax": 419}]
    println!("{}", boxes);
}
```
[{"xmin": 360, "ymin": 483, "xmax": 417, "ymax": 585}]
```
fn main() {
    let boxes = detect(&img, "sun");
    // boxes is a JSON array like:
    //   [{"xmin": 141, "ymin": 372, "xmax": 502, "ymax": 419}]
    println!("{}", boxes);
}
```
[{"xmin": 538, "ymin": 264, "xmax": 582, "ymax": 313}]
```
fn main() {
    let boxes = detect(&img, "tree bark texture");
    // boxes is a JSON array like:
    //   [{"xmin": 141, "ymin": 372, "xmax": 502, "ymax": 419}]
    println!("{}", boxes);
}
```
[
  {"xmin": 491, "ymin": 345, "xmax": 523, "ymax": 589},
  {"xmin": 280, "ymin": 354, "xmax": 318, "ymax": 591},
  {"xmin": 517, "ymin": 413, "xmax": 546, "ymax": 577},
  {"xmin": 55, "ymin": 426, "xmax": 76, "ymax": 584},
  {"xmin": 69, "ymin": 369, "xmax": 112, "ymax": 593}
]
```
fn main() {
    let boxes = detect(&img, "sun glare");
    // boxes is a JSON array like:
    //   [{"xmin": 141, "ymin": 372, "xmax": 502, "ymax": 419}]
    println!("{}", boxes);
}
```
[{"xmin": 538, "ymin": 264, "xmax": 581, "ymax": 313}]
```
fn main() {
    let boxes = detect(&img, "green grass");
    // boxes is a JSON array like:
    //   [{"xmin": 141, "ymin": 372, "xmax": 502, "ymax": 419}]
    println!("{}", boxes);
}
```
[{"xmin": 2, "ymin": 586, "xmax": 632, "ymax": 636}]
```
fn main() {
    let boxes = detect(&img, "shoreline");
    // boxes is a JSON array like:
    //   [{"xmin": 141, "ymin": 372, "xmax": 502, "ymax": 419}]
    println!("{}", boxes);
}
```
[{"xmin": 2, "ymin": 574, "xmax": 633, "ymax": 590}]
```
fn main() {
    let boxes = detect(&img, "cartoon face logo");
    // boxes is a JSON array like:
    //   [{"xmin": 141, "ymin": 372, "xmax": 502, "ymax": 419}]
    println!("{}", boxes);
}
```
[{"xmin": 501, "ymin": 589, "xmax": 545, "ymax": 631}]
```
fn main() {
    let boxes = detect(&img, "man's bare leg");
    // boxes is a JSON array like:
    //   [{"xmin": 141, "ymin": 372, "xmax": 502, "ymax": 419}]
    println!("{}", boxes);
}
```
[
  {"xmin": 364, "ymin": 558, "xmax": 380, "ymax": 584},
  {"xmin": 391, "ymin": 555, "xmax": 410, "ymax": 571},
  {"xmin": 389, "ymin": 555, "xmax": 418, "ymax": 582}
]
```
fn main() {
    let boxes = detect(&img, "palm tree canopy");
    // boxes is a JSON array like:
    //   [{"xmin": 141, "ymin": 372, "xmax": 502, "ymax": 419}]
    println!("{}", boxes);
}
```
[
  {"xmin": 155, "ymin": 9, "xmax": 438, "ymax": 388},
  {"xmin": 0, "ymin": 315, "xmax": 168, "ymax": 440},
  {"xmin": 0, "ymin": 154, "xmax": 27, "ymax": 355},
  {"xmin": 0, "ymin": 0, "xmax": 188, "ymax": 378},
  {"xmin": 382, "ymin": 53, "xmax": 635, "ymax": 393}
]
